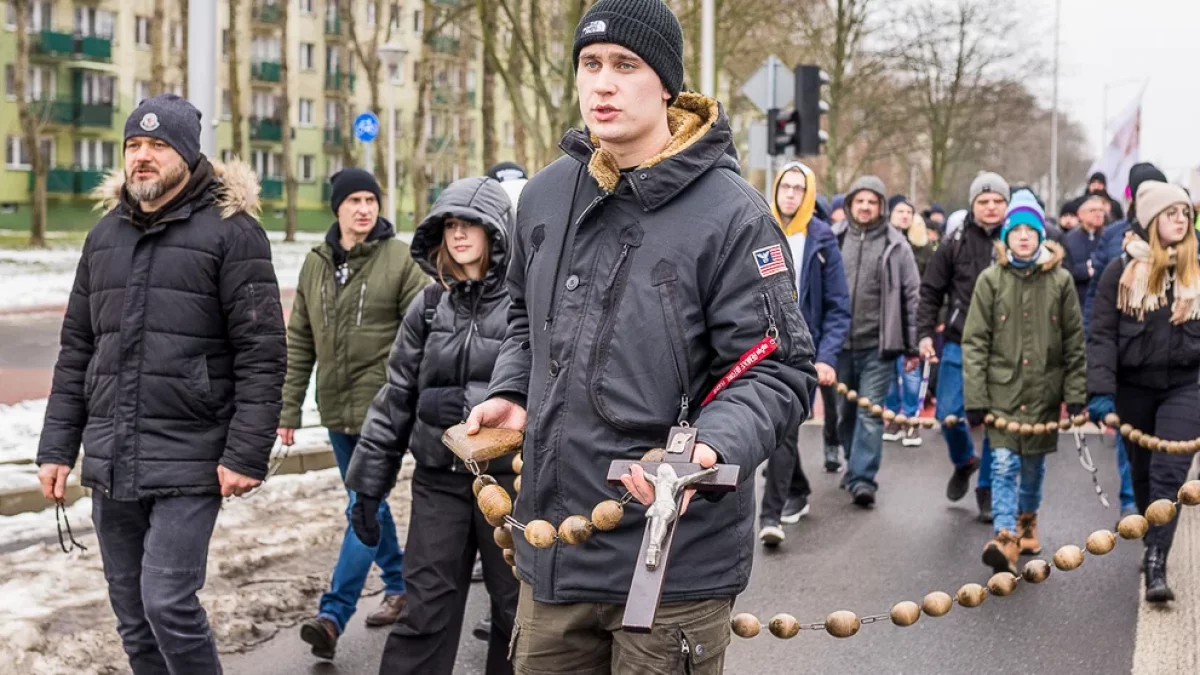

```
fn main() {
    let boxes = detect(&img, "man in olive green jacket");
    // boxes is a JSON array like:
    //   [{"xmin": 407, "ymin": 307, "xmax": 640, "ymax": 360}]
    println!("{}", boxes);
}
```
[{"xmin": 279, "ymin": 168, "xmax": 427, "ymax": 660}]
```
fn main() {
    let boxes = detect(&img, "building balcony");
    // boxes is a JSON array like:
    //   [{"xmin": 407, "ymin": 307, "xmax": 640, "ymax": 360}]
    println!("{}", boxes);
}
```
[
  {"xmin": 35, "ymin": 30, "xmax": 75, "ymax": 57},
  {"xmin": 33, "ymin": 100, "xmax": 76, "ymax": 125},
  {"xmin": 29, "ymin": 168, "xmax": 77, "ymax": 194},
  {"xmin": 466, "ymin": 90, "xmax": 476, "ymax": 106},
  {"xmin": 323, "ymin": 127, "xmax": 342, "ymax": 146},
  {"xmin": 426, "ymin": 135, "xmax": 449, "ymax": 154},
  {"xmin": 76, "ymin": 169, "xmax": 108, "ymax": 194},
  {"xmin": 75, "ymin": 103, "xmax": 113, "ymax": 128},
  {"xmin": 324, "ymin": 72, "xmax": 356, "ymax": 93},
  {"xmin": 78, "ymin": 36, "xmax": 112, "ymax": 61},
  {"xmin": 253, "ymin": 3, "xmax": 283, "ymax": 24},
  {"xmin": 324, "ymin": 16, "xmax": 341, "ymax": 36},
  {"xmin": 430, "ymin": 36, "xmax": 459, "ymax": 55},
  {"xmin": 260, "ymin": 178, "xmax": 284, "ymax": 200},
  {"xmin": 251, "ymin": 62, "xmax": 282, "ymax": 83},
  {"xmin": 250, "ymin": 117, "xmax": 283, "ymax": 142}
]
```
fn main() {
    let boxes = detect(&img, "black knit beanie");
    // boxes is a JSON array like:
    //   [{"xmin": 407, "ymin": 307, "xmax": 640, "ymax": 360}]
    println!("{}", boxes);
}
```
[
  {"xmin": 329, "ymin": 168, "xmax": 382, "ymax": 215},
  {"xmin": 572, "ymin": 0, "xmax": 685, "ymax": 102},
  {"xmin": 124, "ymin": 94, "xmax": 203, "ymax": 169}
]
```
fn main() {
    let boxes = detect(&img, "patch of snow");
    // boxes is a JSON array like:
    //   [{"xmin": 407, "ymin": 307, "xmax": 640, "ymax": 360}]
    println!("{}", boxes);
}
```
[{"xmin": 0, "ymin": 398, "xmax": 47, "ymax": 464}]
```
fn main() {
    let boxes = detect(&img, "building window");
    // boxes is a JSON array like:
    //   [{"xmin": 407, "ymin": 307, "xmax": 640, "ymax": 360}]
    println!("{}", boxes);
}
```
[
  {"xmin": 172, "ymin": 21, "xmax": 182, "ymax": 49},
  {"xmin": 325, "ymin": 100, "xmax": 339, "ymax": 128},
  {"xmin": 388, "ymin": 62, "xmax": 403, "ymax": 85},
  {"xmin": 79, "ymin": 72, "xmax": 115, "ymax": 106},
  {"xmin": 5, "ymin": 136, "xmax": 53, "ymax": 169},
  {"xmin": 327, "ymin": 155, "xmax": 343, "ymax": 178},
  {"xmin": 74, "ymin": 139, "xmax": 115, "ymax": 170},
  {"xmin": 299, "ymin": 42, "xmax": 315, "ymax": 70},
  {"xmin": 366, "ymin": 2, "xmax": 375, "ymax": 26},
  {"xmin": 298, "ymin": 154, "xmax": 314, "ymax": 181},
  {"xmin": 222, "ymin": 90, "xmax": 231, "ymax": 119},
  {"xmin": 135, "ymin": 16, "xmax": 152, "ymax": 48},
  {"xmin": 298, "ymin": 98, "xmax": 313, "ymax": 126},
  {"xmin": 413, "ymin": 9, "xmax": 421, "ymax": 33},
  {"xmin": 7, "ymin": 1, "xmax": 53, "ymax": 32},
  {"xmin": 134, "ymin": 80, "xmax": 150, "ymax": 105},
  {"xmin": 252, "ymin": 36, "xmax": 281, "ymax": 64},
  {"xmin": 299, "ymin": 0, "xmax": 314, "ymax": 15},
  {"xmin": 75, "ymin": 7, "xmax": 115, "ymax": 39},
  {"xmin": 6, "ymin": 66, "xmax": 57, "ymax": 101},
  {"xmin": 221, "ymin": 29, "xmax": 230, "ymax": 60}
]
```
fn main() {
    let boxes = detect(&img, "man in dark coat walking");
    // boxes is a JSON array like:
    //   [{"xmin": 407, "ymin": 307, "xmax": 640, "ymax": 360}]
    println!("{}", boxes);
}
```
[
  {"xmin": 464, "ymin": 1, "xmax": 815, "ymax": 671},
  {"xmin": 36, "ymin": 94, "xmax": 286, "ymax": 674}
]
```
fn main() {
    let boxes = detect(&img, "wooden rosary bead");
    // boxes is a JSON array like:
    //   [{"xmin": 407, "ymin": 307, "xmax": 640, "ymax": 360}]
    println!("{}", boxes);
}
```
[
  {"xmin": 824, "ymin": 611, "xmax": 861, "ymax": 639},
  {"xmin": 1085, "ymin": 530, "xmax": 1116, "ymax": 556},
  {"xmin": 1032, "ymin": 423, "xmax": 1047, "ymax": 435},
  {"xmin": 768, "ymin": 613, "xmax": 800, "ymax": 639},
  {"xmin": 730, "ymin": 613, "xmax": 761, "ymax": 638},
  {"xmin": 558, "ymin": 516, "xmax": 594, "ymax": 545},
  {"xmin": 836, "ymin": 383, "xmax": 849, "ymax": 395},
  {"xmin": 1022, "ymin": 559, "xmax": 1052, "ymax": 584},
  {"xmin": 858, "ymin": 397, "xmax": 872, "ymax": 410},
  {"xmin": 493, "ymin": 525, "xmax": 514, "ymax": 550},
  {"xmin": 1128, "ymin": 429, "xmax": 1143, "ymax": 444},
  {"xmin": 478, "ymin": 484, "xmax": 513, "ymax": 527},
  {"xmin": 524, "ymin": 520, "xmax": 558, "ymax": 548},
  {"xmin": 846, "ymin": 390, "xmax": 859, "ymax": 402},
  {"xmin": 1104, "ymin": 413, "xmax": 1121, "ymax": 428},
  {"xmin": 870, "ymin": 404, "xmax": 884, "ymax": 417},
  {"xmin": 921, "ymin": 591, "xmax": 953, "ymax": 617},
  {"xmin": 894, "ymin": 414, "xmax": 909, "ymax": 427},
  {"xmin": 1117, "ymin": 514, "xmax": 1149, "ymax": 540},
  {"xmin": 956, "ymin": 583, "xmax": 986, "ymax": 608},
  {"xmin": 1072, "ymin": 414, "xmax": 1088, "ymax": 427},
  {"xmin": 889, "ymin": 601, "xmax": 921, "ymax": 627},
  {"xmin": 942, "ymin": 415, "xmax": 959, "ymax": 428},
  {"xmin": 512, "ymin": 565, "xmax": 521, "ymax": 580},
  {"xmin": 1045, "ymin": 421, "xmax": 1059, "ymax": 432},
  {"xmin": 591, "ymin": 500, "xmax": 625, "ymax": 531},
  {"xmin": 473, "ymin": 474, "xmax": 498, "ymax": 497},
  {"xmin": 1179, "ymin": 480, "xmax": 1200, "ymax": 506},
  {"xmin": 1119, "ymin": 424, "xmax": 1133, "ymax": 438},
  {"xmin": 1006, "ymin": 421, "xmax": 1021, "ymax": 435},
  {"xmin": 984, "ymin": 413, "xmax": 996, "ymax": 425},
  {"xmin": 513, "ymin": 475, "xmax": 522, "ymax": 494},
  {"xmin": 993, "ymin": 417, "xmax": 1008, "ymax": 430},
  {"xmin": 512, "ymin": 453, "xmax": 523, "ymax": 475},
  {"xmin": 883, "ymin": 409, "xmax": 897, "ymax": 423},
  {"xmin": 920, "ymin": 417, "xmax": 937, "ymax": 429},
  {"xmin": 1145, "ymin": 500, "xmax": 1177, "ymax": 527},
  {"xmin": 1053, "ymin": 545, "xmax": 1084, "ymax": 571},
  {"xmin": 1157, "ymin": 438, "xmax": 1171, "ymax": 453},
  {"xmin": 987, "ymin": 572, "xmax": 1018, "ymax": 597}
]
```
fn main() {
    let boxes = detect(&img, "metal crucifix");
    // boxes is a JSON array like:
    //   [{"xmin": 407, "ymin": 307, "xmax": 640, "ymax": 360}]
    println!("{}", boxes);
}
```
[{"xmin": 605, "ymin": 426, "xmax": 739, "ymax": 633}]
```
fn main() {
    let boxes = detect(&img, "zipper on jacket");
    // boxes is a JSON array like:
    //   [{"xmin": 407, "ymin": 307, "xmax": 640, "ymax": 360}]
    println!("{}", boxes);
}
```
[
  {"xmin": 850, "ymin": 229, "xmax": 864, "ymax": 350},
  {"xmin": 320, "ymin": 282, "xmax": 329, "ymax": 327},
  {"xmin": 681, "ymin": 637, "xmax": 692, "ymax": 674},
  {"xmin": 356, "ymin": 282, "xmax": 366, "ymax": 326}
]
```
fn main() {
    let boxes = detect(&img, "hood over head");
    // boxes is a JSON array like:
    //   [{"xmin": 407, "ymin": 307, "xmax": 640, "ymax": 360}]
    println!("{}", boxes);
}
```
[
  {"xmin": 844, "ymin": 175, "xmax": 889, "ymax": 225},
  {"xmin": 411, "ymin": 176, "xmax": 512, "ymax": 290},
  {"xmin": 562, "ymin": 92, "xmax": 736, "ymax": 210},
  {"xmin": 771, "ymin": 161, "xmax": 818, "ymax": 237}
]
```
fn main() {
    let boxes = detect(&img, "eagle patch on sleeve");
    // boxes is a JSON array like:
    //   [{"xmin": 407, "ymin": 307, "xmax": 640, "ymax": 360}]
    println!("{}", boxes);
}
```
[{"xmin": 753, "ymin": 244, "xmax": 788, "ymax": 278}]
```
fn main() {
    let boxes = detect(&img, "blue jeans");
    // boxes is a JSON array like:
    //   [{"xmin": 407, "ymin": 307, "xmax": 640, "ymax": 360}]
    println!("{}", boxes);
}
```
[
  {"xmin": 885, "ymin": 356, "xmax": 922, "ymax": 417},
  {"xmin": 838, "ymin": 348, "xmax": 896, "ymax": 491},
  {"xmin": 319, "ymin": 431, "xmax": 406, "ymax": 633},
  {"xmin": 990, "ymin": 448, "xmax": 1046, "ymax": 535},
  {"xmin": 935, "ymin": 342, "xmax": 993, "ymax": 488},
  {"xmin": 1115, "ymin": 436, "xmax": 1136, "ymax": 512}
]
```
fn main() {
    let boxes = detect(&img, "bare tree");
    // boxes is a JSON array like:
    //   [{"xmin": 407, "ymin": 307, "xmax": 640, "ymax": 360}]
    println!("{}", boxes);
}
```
[
  {"xmin": 280, "ymin": 0, "xmax": 297, "ymax": 241},
  {"xmin": 13, "ymin": 0, "xmax": 46, "ymax": 247},
  {"xmin": 228, "ymin": 0, "xmax": 246, "ymax": 159},
  {"xmin": 151, "ymin": 0, "xmax": 166, "ymax": 95},
  {"xmin": 887, "ymin": 0, "xmax": 1037, "ymax": 202},
  {"xmin": 477, "ymin": 0, "xmax": 498, "ymax": 169},
  {"xmin": 181, "ymin": 0, "xmax": 189, "ymax": 95}
]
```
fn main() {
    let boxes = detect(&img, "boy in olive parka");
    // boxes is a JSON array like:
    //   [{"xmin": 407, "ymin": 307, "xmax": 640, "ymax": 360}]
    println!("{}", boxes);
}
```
[{"xmin": 962, "ymin": 191, "xmax": 1086, "ymax": 575}]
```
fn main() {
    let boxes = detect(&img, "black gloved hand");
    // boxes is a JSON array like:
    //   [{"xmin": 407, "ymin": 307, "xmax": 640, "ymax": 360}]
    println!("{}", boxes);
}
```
[
  {"xmin": 417, "ymin": 386, "xmax": 467, "ymax": 428},
  {"xmin": 1066, "ymin": 403, "xmax": 1085, "ymax": 418},
  {"xmin": 966, "ymin": 409, "xmax": 988, "ymax": 428},
  {"xmin": 351, "ymin": 495, "xmax": 382, "ymax": 547}
]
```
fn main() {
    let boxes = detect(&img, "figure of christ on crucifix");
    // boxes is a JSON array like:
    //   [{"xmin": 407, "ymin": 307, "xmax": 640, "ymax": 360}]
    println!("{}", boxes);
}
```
[{"xmin": 642, "ymin": 463, "xmax": 719, "ymax": 569}]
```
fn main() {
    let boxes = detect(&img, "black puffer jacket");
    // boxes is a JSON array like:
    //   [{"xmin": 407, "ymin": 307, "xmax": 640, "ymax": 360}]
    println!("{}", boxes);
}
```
[
  {"xmin": 37, "ymin": 158, "xmax": 287, "ymax": 500},
  {"xmin": 346, "ymin": 177, "xmax": 513, "ymax": 498},
  {"xmin": 917, "ymin": 215, "xmax": 998, "ymax": 344},
  {"xmin": 1087, "ymin": 255, "xmax": 1200, "ymax": 395},
  {"xmin": 487, "ymin": 93, "xmax": 815, "ymax": 605}
]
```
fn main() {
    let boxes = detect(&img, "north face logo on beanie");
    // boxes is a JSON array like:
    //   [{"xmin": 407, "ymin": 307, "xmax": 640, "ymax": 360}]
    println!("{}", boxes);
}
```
[{"xmin": 582, "ymin": 20, "xmax": 606, "ymax": 35}]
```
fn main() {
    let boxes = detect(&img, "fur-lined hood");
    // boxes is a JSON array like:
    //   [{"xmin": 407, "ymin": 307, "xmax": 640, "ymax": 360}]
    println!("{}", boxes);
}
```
[
  {"xmin": 93, "ymin": 159, "xmax": 262, "ymax": 221},
  {"xmin": 995, "ymin": 239, "xmax": 1065, "ymax": 271},
  {"xmin": 905, "ymin": 213, "xmax": 930, "ymax": 248}
]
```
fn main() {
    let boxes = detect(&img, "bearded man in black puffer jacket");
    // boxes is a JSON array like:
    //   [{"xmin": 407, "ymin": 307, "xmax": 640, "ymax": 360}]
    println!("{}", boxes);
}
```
[{"xmin": 36, "ymin": 94, "xmax": 286, "ymax": 674}]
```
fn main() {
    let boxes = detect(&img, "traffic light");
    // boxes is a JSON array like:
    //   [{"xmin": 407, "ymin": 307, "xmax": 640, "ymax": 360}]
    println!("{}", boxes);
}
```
[
  {"xmin": 795, "ymin": 65, "xmax": 829, "ymax": 157},
  {"xmin": 766, "ymin": 108, "xmax": 798, "ymax": 157}
]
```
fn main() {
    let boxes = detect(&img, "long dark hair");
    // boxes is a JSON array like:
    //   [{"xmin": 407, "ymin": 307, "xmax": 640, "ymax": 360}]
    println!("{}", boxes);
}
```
[{"xmin": 429, "ymin": 218, "xmax": 492, "ymax": 288}]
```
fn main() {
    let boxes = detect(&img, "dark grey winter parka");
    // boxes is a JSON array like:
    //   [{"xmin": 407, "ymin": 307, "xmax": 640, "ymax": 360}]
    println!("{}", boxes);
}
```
[
  {"xmin": 37, "ymin": 159, "xmax": 287, "ymax": 500},
  {"xmin": 346, "ymin": 177, "xmax": 515, "ymax": 497},
  {"xmin": 487, "ymin": 93, "xmax": 816, "ymax": 605}
]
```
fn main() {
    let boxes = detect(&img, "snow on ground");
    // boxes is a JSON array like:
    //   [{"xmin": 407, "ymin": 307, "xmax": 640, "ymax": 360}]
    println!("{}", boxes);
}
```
[
  {"xmin": 0, "ymin": 462, "xmax": 415, "ymax": 675},
  {"xmin": 0, "ymin": 231, "xmax": 414, "ymax": 312},
  {"xmin": 0, "ymin": 398, "xmax": 46, "ymax": 464}
]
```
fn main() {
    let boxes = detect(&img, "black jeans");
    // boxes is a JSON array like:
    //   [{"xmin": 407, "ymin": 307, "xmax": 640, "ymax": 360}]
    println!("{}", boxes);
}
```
[
  {"xmin": 379, "ymin": 467, "xmax": 519, "ymax": 675},
  {"xmin": 820, "ymin": 383, "xmax": 840, "ymax": 449},
  {"xmin": 1115, "ymin": 382, "xmax": 1200, "ymax": 551},
  {"xmin": 760, "ymin": 422, "xmax": 811, "ymax": 525},
  {"xmin": 92, "ymin": 494, "xmax": 223, "ymax": 675}
]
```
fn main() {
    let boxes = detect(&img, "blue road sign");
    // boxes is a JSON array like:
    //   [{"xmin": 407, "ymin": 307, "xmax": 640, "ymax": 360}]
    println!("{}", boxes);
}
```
[{"xmin": 353, "ymin": 112, "xmax": 380, "ymax": 143}]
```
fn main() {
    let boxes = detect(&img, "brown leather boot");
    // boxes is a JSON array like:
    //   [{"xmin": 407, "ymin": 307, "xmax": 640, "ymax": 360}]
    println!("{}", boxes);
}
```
[
  {"xmin": 365, "ymin": 593, "xmax": 407, "ymax": 627},
  {"xmin": 982, "ymin": 529, "xmax": 1020, "ymax": 575},
  {"xmin": 1017, "ymin": 513, "xmax": 1041, "ymax": 555},
  {"xmin": 299, "ymin": 616, "xmax": 339, "ymax": 660}
]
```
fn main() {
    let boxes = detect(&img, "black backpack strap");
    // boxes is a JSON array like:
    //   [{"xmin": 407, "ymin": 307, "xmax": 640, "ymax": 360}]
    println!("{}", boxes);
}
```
[{"xmin": 422, "ymin": 283, "xmax": 446, "ymax": 332}]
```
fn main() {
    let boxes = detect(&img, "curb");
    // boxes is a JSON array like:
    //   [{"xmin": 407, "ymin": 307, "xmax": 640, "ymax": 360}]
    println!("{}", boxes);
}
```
[{"xmin": 0, "ymin": 444, "xmax": 335, "ymax": 517}]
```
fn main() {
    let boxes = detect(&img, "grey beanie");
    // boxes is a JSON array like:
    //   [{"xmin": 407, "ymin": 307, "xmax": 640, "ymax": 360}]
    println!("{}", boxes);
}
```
[
  {"xmin": 969, "ymin": 172, "xmax": 1010, "ymax": 205},
  {"xmin": 124, "ymin": 94, "xmax": 203, "ymax": 169},
  {"xmin": 572, "ymin": 0, "xmax": 685, "ymax": 102}
]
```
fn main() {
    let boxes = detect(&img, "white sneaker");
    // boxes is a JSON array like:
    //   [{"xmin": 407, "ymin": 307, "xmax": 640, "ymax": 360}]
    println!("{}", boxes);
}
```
[
  {"xmin": 759, "ymin": 524, "xmax": 785, "ymax": 547},
  {"xmin": 882, "ymin": 423, "xmax": 903, "ymax": 442},
  {"xmin": 901, "ymin": 429, "xmax": 923, "ymax": 447}
]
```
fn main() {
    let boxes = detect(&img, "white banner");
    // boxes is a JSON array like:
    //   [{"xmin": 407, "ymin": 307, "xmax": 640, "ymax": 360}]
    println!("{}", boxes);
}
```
[{"xmin": 1087, "ymin": 85, "xmax": 1146, "ymax": 202}]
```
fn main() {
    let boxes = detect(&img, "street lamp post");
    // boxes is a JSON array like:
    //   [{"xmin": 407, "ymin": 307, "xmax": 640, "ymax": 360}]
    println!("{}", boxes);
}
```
[
  {"xmin": 378, "ymin": 43, "xmax": 408, "ymax": 228},
  {"xmin": 187, "ymin": 1, "xmax": 218, "ymax": 156}
]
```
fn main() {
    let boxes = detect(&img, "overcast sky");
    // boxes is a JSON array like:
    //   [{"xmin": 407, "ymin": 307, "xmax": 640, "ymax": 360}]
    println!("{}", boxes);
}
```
[{"xmin": 1053, "ymin": 0, "xmax": 1199, "ymax": 182}]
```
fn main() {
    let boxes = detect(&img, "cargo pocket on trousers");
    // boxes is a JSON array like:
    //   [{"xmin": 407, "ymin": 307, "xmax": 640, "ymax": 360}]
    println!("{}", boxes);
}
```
[{"xmin": 679, "ymin": 609, "xmax": 731, "ymax": 674}]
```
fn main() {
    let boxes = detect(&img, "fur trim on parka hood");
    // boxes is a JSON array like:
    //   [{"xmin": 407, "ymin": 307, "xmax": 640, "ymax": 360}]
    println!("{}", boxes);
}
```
[
  {"xmin": 995, "ymin": 239, "xmax": 1065, "ymax": 271},
  {"xmin": 93, "ymin": 158, "xmax": 262, "ymax": 221}
]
